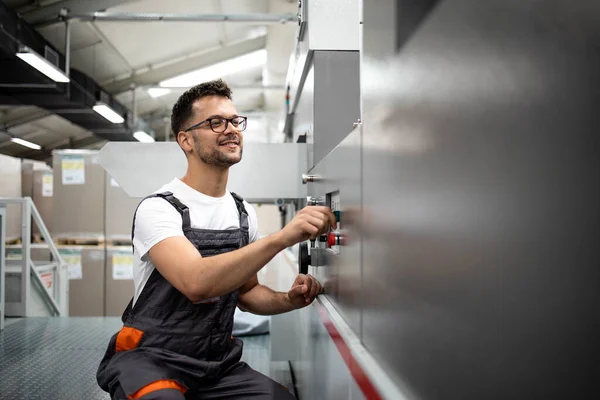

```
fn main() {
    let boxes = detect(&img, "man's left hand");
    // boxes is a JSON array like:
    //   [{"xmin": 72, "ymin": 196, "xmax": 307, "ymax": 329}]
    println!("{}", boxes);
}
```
[{"xmin": 287, "ymin": 274, "xmax": 322, "ymax": 309}]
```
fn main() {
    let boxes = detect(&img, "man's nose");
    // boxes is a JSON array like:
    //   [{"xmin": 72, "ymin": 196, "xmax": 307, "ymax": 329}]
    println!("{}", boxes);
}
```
[{"xmin": 224, "ymin": 121, "xmax": 240, "ymax": 137}]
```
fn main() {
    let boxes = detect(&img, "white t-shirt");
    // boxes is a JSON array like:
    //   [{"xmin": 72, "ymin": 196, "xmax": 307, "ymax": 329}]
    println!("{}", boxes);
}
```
[{"xmin": 131, "ymin": 178, "xmax": 259, "ymax": 306}]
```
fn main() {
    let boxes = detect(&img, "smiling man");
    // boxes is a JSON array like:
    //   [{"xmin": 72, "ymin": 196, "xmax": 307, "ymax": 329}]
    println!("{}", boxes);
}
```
[{"xmin": 96, "ymin": 79, "xmax": 336, "ymax": 400}]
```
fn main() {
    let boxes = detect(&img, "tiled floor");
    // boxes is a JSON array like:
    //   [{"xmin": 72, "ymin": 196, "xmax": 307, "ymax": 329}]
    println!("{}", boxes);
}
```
[{"xmin": 0, "ymin": 317, "xmax": 292, "ymax": 399}]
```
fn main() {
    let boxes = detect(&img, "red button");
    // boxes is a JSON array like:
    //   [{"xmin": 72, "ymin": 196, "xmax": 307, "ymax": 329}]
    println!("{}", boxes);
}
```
[
  {"xmin": 328, "ymin": 232, "xmax": 337, "ymax": 247},
  {"xmin": 327, "ymin": 232, "xmax": 340, "ymax": 247}
]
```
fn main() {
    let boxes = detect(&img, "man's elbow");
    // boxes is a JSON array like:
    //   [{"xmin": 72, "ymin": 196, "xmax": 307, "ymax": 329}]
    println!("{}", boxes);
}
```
[{"xmin": 182, "ymin": 281, "xmax": 217, "ymax": 303}]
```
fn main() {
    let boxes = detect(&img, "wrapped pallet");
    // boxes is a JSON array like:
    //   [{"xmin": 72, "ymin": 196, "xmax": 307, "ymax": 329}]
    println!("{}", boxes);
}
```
[
  {"xmin": 0, "ymin": 153, "xmax": 22, "ymax": 242},
  {"xmin": 22, "ymin": 160, "xmax": 53, "ymax": 237},
  {"xmin": 105, "ymin": 174, "xmax": 142, "ymax": 243},
  {"xmin": 105, "ymin": 245, "xmax": 135, "ymax": 316},
  {"xmin": 58, "ymin": 245, "xmax": 105, "ymax": 316},
  {"xmin": 52, "ymin": 150, "xmax": 106, "ymax": 242}
]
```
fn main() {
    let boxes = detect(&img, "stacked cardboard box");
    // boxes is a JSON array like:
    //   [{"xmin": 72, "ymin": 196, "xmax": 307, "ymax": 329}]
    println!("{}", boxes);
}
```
[
  {"xmin": 105, "ymin": 174, "xmax": 142, "ymax": 243},
  {"xmin": 0, "ymin": 153, "xmax": 22, "ymax": 242},
  {"xmin": 105, "ymin": 245, "xmax": 135, "ymax": 317},
  {"xmin": 50, "ymin": 150, "xmax": 142, "ymax": 316},
  {"xmin": 58, "ymin": 245, "xmax": 106, "ymax": 317},
  {"xmin": 52, "ymin": 150, "xmax": 105, "ymax": 241}
]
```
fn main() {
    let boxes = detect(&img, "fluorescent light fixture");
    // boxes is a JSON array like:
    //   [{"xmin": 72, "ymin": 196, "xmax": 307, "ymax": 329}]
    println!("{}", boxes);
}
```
[
  {"xmin": 159, "ymin": 49, "xmax": 267, "ymax": 88},
  {"xmin": 133, "ymin": 131, "xmax": 155, "ymax": 143},
  {"xmin": 11, "ymin": 137, "xmax": 42, "ymax": 150},
  {"xmin": 147, "ymin": 87, "xmax": 172, "ymax": 98},
  {"xmin": 93, "ymin": 103, "xmax": 125, "ymax": 124},
  {"xmin": 16, "ymin": 47, "xmax": 70, "ymax": 83}
]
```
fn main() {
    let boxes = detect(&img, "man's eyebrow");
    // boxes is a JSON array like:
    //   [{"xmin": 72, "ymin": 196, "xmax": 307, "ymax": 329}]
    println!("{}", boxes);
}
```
[{"xmin": 205, "ymin": 114, "xmax": 240, "ymax": 119}]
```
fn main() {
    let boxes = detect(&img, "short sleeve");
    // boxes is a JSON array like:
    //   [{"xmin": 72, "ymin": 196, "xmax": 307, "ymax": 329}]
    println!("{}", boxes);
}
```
[
  {"xmin": 244, "ymin": 201, "xmax": 260, "ymax": 243},
  {"xmin": 133, "ymin": 197, "xmax": 185, "ymax": 260}
]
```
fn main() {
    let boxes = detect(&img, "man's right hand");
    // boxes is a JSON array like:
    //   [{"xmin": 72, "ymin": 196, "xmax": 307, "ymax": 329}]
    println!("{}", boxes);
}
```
[{"xmin": 275, "ymin": 206, "xmax": 337, "ymax": 248}]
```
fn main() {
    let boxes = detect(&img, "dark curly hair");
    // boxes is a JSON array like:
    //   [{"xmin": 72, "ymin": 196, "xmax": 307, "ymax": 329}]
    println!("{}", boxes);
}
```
[{"xmin": 170, "ymin": 79, "xmax": 232, "ymax": 136}]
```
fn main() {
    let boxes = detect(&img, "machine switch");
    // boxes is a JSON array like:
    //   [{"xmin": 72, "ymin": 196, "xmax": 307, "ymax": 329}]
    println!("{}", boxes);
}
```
[{"xmin": 327, "ymin": 232, "xmax": 345, "ymax": 247}]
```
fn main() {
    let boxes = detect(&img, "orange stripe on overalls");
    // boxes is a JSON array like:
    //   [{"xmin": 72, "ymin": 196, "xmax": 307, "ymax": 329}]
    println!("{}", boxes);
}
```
[{"xmin": 127, "ymin": 380, "xmax": 187, "ymax": 399}]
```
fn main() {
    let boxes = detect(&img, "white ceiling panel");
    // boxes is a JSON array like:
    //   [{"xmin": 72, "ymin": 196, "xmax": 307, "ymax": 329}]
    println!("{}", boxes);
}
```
[{"xmin": 93, "ymin": 0, "xmax": 225, "ymax": 70}]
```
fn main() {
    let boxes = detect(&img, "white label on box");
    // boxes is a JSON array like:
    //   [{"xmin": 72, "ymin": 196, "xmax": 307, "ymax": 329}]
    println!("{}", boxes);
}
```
[
  {"xmin": 6, "ymin": 247, "xmax": 21, "ymax": 260},
  {"xmin": 110, "ymin": 177, "xmax": 120, "ymax": 187},
  {"xmin": 61, "ymin": 155, "xmax": 85, "ymax": 185},
  {"xmin": 42, "ymin": 172, "xmax": 53, "ymax": 197},
  {"xmin": 59, "ymin": 249, "xmax": 83, "ymax": 280},
  {"xmin": 113, "ymin": 253, "xmax": 134, "ymax": 280},
  {"xmin": 40, "ymin": 272, "xmax": 53, "ymax": 289}
]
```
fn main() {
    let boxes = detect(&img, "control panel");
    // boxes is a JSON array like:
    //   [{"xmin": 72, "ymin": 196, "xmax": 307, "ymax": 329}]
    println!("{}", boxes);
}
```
[
  {"xmin": 298, "ymin": 190, "xmax": 345, "ymax": 274},
  {"xmin": 326, "ymin": 191, "xmax": 343, "ymax": 255}
]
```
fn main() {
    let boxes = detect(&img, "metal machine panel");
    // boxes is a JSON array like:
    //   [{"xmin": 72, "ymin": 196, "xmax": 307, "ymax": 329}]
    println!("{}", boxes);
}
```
[
  {"xmin": 98, "ymin": 143, "xmax": 308, "ymax": 202},
  {"xmin": 313, "ymin": 51, "xmax": 361, "ymax": 168},
  {"xmin": 361, "ymin": 0, "xmax": 600, "ymax": 398},
  {"xmin": 307, "ymin": 128, "xmax": 362, "ymax": 335},
  {"xmin": 306, "ymin": 0, "xmax": 360, "ymax": 51},
  {"xmin": 291, "ymin": 64, "xmax": 315, "ymax": 167},
  {"xmin": 286, "ymin": 0, "xmax": 360, "ymax": 113}
]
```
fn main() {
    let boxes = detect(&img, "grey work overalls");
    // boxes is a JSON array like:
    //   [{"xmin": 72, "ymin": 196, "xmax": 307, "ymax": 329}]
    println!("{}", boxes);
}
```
[{"xmin": 96, "ymin": 192, "xmax": 293, "ymax": 400}]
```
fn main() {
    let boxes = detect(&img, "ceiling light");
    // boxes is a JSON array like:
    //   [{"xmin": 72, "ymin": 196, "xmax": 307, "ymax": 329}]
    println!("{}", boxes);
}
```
[
  {"xmin": 11, "ymin": 137, "xmax": 42, "ymax": 150},
  {"xmin": 133, "ymin": 131, "xmax": 155, "ymax": 143},
  {"xmin": 159, "ymin": 49, "xmax": 267, "ymax": 88},
  {"xmin": 147, "ymin": 88, "xmax": 172, "ymax": 98},
  {"xmin": 93, "ymin": 103, "xmax": 125, "ymax": 124},
  {"xmin": 16, "ymin": 47, "xmax": 70, "ymax": 83}
]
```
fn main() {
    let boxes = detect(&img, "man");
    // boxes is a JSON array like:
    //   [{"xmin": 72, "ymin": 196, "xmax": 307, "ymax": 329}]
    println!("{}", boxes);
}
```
[{"xmin": 96, "ymin": 79, "xmax": 336, "ymax": 400}]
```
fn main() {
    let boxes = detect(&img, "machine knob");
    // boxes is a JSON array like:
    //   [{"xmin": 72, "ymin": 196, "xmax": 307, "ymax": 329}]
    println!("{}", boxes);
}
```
[
  {"xmin": 299, "ymin": 242, "xmax": 310, "ymax": 274},
  {"xmin": 327, "ymin": 232, "xmax": 346, "ymax": 247},
  {"xmin": 333, "ymin": 210, "xmax": 341, "ymax": 223},
  {"xmin": 302, "ymin": 174, "xmax": 321, "ymax": 184}
]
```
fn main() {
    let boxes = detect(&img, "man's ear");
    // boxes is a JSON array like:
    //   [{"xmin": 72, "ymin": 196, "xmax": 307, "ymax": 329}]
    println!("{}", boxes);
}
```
[{"xmin": 177, "ymin": 131, "xmax": 194, "ymax": 153}]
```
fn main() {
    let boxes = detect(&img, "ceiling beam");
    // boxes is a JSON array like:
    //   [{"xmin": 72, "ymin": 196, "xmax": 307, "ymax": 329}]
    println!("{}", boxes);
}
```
[
  {"xmin": 20, "ymin": 0, "xmax": 143, "ymax": 25},
  {"xmin": 104, "ymin": 35, "xmax": 267, "ymax": 95},
  {"xmin": 36, "ymin": 12, "xmax": 297, "ymax": 26},
  {"xmin": 0, "ymin": 109, "xmax": 51, "ymax": 129}
]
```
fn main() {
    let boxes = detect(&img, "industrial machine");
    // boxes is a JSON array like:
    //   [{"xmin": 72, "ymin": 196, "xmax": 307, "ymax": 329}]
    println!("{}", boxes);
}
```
[{"xmin": 97, "ymin": 0, "xmax": 598, "ymax": 398}]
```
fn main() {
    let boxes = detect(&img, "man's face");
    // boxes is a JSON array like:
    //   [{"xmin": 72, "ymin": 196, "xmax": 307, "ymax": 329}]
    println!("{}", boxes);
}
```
[{"xmin": 185, "ymin": 96, "xmax": 244, "ymax": 168}]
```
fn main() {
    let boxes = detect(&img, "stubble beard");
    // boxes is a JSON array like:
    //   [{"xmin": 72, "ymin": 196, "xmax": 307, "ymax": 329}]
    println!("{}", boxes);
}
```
[{"xmin": 195, "ymin": 137, "xmax": 242, "ymax": 168}]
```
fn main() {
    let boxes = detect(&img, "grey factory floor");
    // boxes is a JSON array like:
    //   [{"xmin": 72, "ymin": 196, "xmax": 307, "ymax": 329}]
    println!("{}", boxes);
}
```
[{"xmin": 0, "ymin": 317, "xmax": 294, "ymax": 399}]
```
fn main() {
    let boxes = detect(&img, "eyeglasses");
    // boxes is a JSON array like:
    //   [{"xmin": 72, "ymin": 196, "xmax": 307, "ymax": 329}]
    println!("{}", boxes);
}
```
[{"xmin": 184, "ymin": 116, "xmax": 247, "ymax": 134}]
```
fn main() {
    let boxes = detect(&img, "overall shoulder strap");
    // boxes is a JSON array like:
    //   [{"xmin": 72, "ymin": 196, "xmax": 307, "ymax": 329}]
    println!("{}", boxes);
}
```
[
  {"xmin": 131, "ymin": 191, "xmax": 191, "ymax": 248},
  {"xmin": 230, "ymin": 192, "xmax": 249, "ymax": 237}
]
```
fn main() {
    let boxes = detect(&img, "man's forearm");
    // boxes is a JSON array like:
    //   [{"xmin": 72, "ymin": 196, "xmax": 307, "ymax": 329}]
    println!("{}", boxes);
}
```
[
  {"xmin": 238, "ymin": 284, "xmax": 296, "ymax": 315},
  {"xmin": 194, "ymin": 233, "xmax": 287, "ymax": 301}
]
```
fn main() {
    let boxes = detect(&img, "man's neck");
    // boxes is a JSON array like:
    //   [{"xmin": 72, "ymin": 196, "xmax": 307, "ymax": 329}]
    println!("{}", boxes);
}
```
[{"xmin": 180, "ymin": 158, "xmax": 229, "ymax": 198}]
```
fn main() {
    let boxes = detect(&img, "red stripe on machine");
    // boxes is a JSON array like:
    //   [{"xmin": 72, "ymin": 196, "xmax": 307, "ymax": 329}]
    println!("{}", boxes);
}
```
[
  {"xmin": 315, "ymin": 303, "xmax": 383, "ymax": 400},
  {"xmin": 282, "ymin": 251, "xmax": 383, "ymax": 399}
]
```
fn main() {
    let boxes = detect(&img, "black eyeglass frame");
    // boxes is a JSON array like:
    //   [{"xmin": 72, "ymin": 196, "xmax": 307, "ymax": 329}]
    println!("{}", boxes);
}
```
[{"xmin": 183, "ymin": 116, "xmax": 248, "ymax": 134}]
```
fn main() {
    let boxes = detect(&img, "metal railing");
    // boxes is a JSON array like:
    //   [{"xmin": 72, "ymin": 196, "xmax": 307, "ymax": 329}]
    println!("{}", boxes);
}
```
[{"xmin": 0, "ymin": 197, "xmax": 67, "ymax": 329}]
